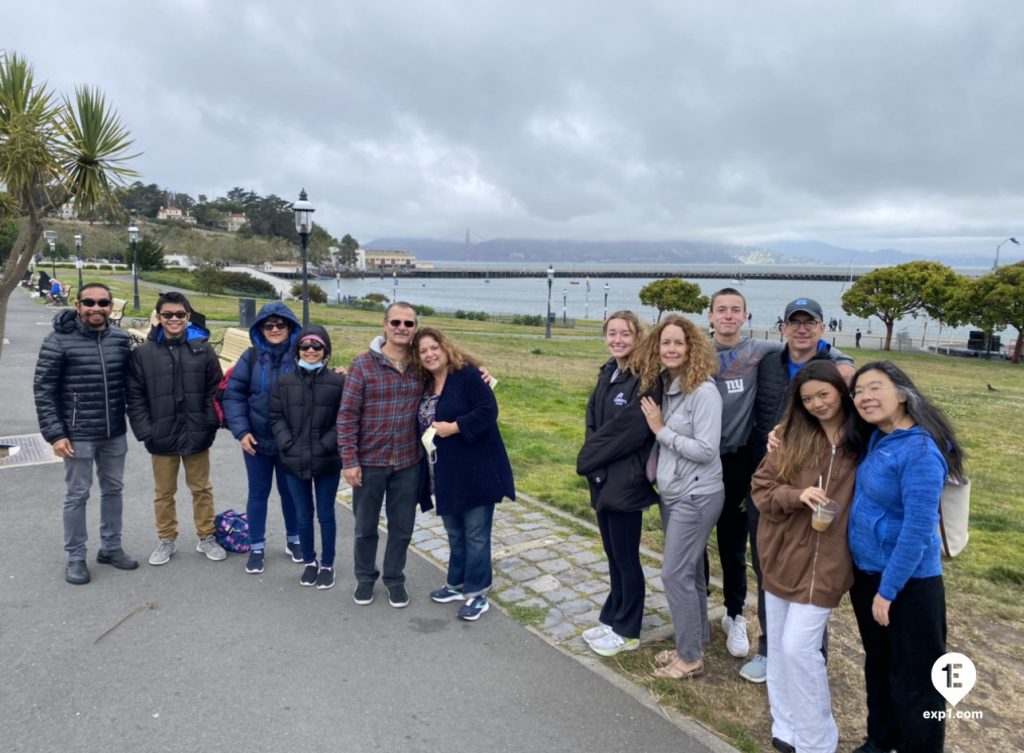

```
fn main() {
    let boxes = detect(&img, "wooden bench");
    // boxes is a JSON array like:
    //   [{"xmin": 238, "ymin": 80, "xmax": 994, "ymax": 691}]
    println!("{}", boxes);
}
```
[
  {"xmin": 217, "ymin": 327, "xmax": 251, "ymax": 370},
  {"xmin": 126, "ymin": 310, "xmax": 158, "ymax": 347},
  {"xmin": 109, "ymin": 298, "xmax": 128, "ymax": 327}
]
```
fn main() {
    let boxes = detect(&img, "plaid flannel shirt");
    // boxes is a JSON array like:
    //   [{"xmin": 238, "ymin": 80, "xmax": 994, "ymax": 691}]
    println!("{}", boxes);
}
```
[{"xmin": 337, "ymin": 349, "xmax": 423, "ymax": 470}]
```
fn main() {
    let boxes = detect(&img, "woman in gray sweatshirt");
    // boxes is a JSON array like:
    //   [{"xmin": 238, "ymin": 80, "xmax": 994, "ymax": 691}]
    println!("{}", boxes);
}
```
[{"xmin": 635, "ymin": 315, "xmax": 724, "ymax": 680}]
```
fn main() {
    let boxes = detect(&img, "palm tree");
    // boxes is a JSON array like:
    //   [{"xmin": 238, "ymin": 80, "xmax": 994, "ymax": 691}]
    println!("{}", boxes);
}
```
[{"xmin": 0, "ymin": 51, "xmax": 138, "ymax": 359}]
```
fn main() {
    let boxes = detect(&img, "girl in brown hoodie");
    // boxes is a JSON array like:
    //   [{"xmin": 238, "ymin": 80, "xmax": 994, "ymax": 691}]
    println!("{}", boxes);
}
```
[{"xmin": 751, "ymin": 361, "xmax": 858, "ymax": 753}]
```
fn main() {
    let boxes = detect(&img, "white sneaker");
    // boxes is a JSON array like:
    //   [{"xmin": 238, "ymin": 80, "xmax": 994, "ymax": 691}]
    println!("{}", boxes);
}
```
[
  {"xmin": 721, "ymin": 613, "xmax": 733, "ymax": 637},
  {"xmin": 740, "ymin": 653, "xmax": 767, "ymax": 683},
  {"xmin": 196, "ymin": 536, "xmax": 227, "ymax": 561},
  {"xmin": 590, "ymin": 631, "xmax": 640, "ymax": 657},
  {"xmin": 727, "ymin": 614, "xmax": 750, "ymax": 658},
  {"xmin": 582, "ymin": 624, "xmax": 613, "ymax": 644},
  {"xmin": 149, "ymin": 539, "xmax": 176, "ymax": 566}
]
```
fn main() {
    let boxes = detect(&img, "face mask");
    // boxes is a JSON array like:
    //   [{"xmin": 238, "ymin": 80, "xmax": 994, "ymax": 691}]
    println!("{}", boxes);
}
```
[
  {"xmin": 421, "ymin": 426, "xmax": 438, "ymax": 461},
  {"xmin": 297, "ymin": 359, "xmax": 323, "ymax": 372}
]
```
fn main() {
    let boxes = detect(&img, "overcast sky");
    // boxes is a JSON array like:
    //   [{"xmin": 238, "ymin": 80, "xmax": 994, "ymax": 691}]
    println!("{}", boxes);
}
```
[{"xmin": 4, "ymin": 1, "xmax": 1023, "ymax": 258}]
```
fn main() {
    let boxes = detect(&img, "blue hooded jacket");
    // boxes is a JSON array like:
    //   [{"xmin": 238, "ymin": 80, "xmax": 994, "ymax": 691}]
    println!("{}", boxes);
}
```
[{"xmin": 222, "ymin": 301, "xmax": 301, "ymax": 454}]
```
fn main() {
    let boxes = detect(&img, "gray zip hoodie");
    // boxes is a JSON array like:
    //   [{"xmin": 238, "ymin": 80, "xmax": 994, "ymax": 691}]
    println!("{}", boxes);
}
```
[{"xmin": 655, "ymin": 377, "xmax": 724, "ymax": 503}]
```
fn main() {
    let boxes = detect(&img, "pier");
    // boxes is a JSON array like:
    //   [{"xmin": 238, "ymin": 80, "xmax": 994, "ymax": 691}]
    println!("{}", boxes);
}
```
[{"xmin": 316, "ymin": 268, "xmax": 862, "ymax": 282}]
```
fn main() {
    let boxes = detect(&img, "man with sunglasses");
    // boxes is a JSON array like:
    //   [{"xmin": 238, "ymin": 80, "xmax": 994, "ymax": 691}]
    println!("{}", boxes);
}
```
[
  {"xmin": 740, "ymin": 297, "xmax": 855, "ymax": 688},
  {"xmin": 127, "ymin": 291, "xmax": 226, "ymax": 566},
  {"xmin": 34, "ymin": 283, "xmax": 138, "ymax": 584},
  {"xmin": 337, "ymin": 302, "xmax": 425, "ymax": 608}
]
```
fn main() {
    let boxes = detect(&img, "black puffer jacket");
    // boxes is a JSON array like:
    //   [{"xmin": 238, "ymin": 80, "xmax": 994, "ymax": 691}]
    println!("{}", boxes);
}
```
[
  {"xmin": 126, "ymin": 322, "xmax": 223, "ymax": 456},
  {"xmin": 576, "ymin": 359, "xmax": 660, "ymax": 514},
  {"xmin": 33, "ymin": 309, "xmax": 131, "ymax": 443},
  {"xmin": 270, "ymin": 326, "xmax": 345, "ymax": 480}
]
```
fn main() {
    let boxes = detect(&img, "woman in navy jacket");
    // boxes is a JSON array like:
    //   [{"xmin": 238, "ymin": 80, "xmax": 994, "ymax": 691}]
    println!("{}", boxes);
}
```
[
  {"xmin": 412, "ymin": 327, "xmax": 514, "ymax": 622},
  {"xmin": 575, "ymin": 311, "xmax": 659, "ymax": 657},
  {"xmin": 223, "ymin": 301, "xmax": 302, "ymax": 574}
]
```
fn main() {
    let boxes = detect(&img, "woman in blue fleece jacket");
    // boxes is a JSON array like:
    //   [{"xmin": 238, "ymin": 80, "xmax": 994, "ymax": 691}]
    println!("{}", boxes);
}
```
[{"xmin": 847, "ymin": 361, "xmax": 965, "ymax": 753}]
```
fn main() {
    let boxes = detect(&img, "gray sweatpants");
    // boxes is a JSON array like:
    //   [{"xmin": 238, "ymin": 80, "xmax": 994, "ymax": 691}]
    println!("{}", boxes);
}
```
[
  {"xmin": 660, "ymin": 489, "xmax": 725, "ymax": 662},
  {"xmin": 62, "ymin": 434, "xmax": 128, "ymax": 561}
]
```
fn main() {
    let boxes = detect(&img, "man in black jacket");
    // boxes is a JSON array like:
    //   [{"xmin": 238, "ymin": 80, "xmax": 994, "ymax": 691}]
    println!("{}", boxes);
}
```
[
  {"xmin": 33, "ymin": 283, "xmax": 139, "ymax": 585},
  {"xmin": 127, "ymin": 292, "xmax": 226, "ymax": 566}
]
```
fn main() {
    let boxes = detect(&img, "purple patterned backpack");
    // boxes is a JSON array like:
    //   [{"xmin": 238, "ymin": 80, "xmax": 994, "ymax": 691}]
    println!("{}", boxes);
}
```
[{"xmin": 214, "ymin": 509, "xmax": 250, "ymax": 553}]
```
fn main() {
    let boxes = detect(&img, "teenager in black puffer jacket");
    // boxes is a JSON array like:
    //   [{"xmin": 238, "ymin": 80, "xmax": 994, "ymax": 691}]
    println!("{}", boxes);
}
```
[{"xmin": 270, "ymin": 326, "xmax": 345, "ymax": 590}]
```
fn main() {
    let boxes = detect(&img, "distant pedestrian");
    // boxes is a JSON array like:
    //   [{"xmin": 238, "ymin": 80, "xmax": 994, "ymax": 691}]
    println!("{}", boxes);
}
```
[
  {"xmin": 855, "ymin": 329, "xmax": 862, "ymax": 348},
  {"xmin": 747, "ymin": 312, "xmax": 753, "ymax": 328},
  {"xmin": 413, "ymin": 327, "xmax": 514, "ymax": 622},
  {"xmin": 34, "ymin": 283, "xmax": 138, "ymax": 584},
  {"xmin": 271, "ymin": 326, "xmax": 345, "ymax": 590},
  {"xmin": 576, "ymin": 311, "xmax": 658, "ymax": 654},
  {"xmin": 635, "ymin": 315, "xmax": 724, "ymax": 680},
  {"xmin": 127, "ymin": 291, "xmax": 226, "ymax": 566}
]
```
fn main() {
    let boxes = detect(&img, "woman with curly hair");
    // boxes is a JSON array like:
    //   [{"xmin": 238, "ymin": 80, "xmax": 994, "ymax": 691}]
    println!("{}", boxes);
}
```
[
  {"xmin": 411, "ymin": 327, "xmax": 515, "ymax": 621},
  {"xmin": 634, "ymin": 315, "xmax": 723, "ymax": 679}
]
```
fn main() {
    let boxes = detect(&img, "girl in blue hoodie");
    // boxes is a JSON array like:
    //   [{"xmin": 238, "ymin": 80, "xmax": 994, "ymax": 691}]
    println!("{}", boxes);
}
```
[{"xmin": 847, "ymin": 361, "xmax": 965, "ymax": 753}]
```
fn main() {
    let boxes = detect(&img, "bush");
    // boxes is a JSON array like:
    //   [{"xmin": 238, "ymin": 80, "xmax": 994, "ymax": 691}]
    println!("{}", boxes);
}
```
[
  {"xmin": 218, "ymin": 271, "xmax": 278, "ymax": 297},
  {"xmin": 350, "ymin": 298, "xmax": 386, "ymax": 312},
  {"xmin": 364, "ymin": 292, "xmax": 389, "ymax": 304},
  {"xmin": 291, "ymin": 281, "xmax": 327, "ymax": 304},
  {"xmin": 454, "ymin": 309, "xmax": 489, "ymax": 321},
  {"xmin": 415, "ymin": 304, "xmax": 435, "ymax": 317},
  {"xmin": 512, "ymin": 314, "xmax": 544, "ymax": 326}
]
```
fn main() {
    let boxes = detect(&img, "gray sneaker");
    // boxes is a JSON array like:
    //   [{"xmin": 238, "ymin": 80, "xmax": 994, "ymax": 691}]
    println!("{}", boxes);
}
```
[
  {"xmin": 149, "ymin": 539, "xmax": 177, "ymax": 566},
  {"xmin": 196, "ymin": 536, "xmax": 227, "ymax": 561}
]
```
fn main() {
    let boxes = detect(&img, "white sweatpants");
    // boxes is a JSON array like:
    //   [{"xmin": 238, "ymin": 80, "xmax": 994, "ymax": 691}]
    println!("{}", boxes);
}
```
[{"xmin": 764, "ymin": 591, "xmax": 838, "ymax": 753}]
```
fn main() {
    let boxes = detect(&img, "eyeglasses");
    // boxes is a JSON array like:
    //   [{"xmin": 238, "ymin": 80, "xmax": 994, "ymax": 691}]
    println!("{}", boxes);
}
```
[
  {"xmin": 785, "ymin": 318, "xmax": 820, "ymax": 331},
  {"xmin": 79, "ymin": 298, "xmax": 112, "ymax": 308},
  {"xmin": 298, "ymin": 342, "xmax": 325, "ymax": 352},
  {"xmin": 159, "ymin": 311, "xmax": 189, "ymax": 320},
  {"xmin": 388, "ymin": 319, "xmax": 416, "ymax": 328},
  {"xmin": 262, "ymin": 321, "xmax": 288, "ymax": 331}
]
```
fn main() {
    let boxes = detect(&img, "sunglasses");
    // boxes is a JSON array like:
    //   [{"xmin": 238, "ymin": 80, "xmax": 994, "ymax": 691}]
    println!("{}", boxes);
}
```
[
  {"xmin": 298, "ymin": 342, "xmax": 325, "ymax": 352},
  {"xmin": 159, "ymin": 311, "xmax": 189, "ymax": 320},
  {"xmin": 388, "ymin": 319, "xmax": 416, "ymax": 328},
  {"xmin": 79, "ymin": 298, "xmax": 112, "ymax": 308},
  {"xmin": 262, "ymin": 321, "xmax": 288, "ymax": 331}
]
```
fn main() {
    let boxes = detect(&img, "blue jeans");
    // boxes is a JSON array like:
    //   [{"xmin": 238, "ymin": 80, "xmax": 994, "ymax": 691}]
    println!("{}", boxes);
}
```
[
  {"xmin": 63, "ymin": 434, "xmax": 128, "ymax": 561},
  {"xmin": 243, "ymin": 451, "xmax": 299, "ymax": 550},
  {"xmin": 351, "ymin": 464, "xmax": 419, "ymax": 587},
  {"xmin": 443, "ymin": 504, "xmax": 495, "ymax": 597},
  {"xmin": 284, "ymin": 472, "xmax": 339, "ymax": 567}
]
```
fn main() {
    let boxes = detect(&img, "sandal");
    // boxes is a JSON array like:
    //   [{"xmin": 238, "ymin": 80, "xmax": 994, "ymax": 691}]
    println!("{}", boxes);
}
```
[
  {"xmin": 652, "ymin": 657, "xmax": 704, "ymax": 679},
  {"xmin": 654, "ymin": 649, "xmax": 677, "ymax": 666}
]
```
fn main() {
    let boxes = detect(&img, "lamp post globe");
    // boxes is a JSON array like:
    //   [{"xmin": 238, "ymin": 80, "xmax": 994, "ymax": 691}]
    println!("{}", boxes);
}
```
[
  {"xmin": 128, "ymin": 225, "xmax": 140, "ymax": 311},
  {"xmin": 292, "ymin": 189, "xmax": 316, "ymax": 327},
  {"xmin": 545, "ymin": 265, "xmax": 554, "ymax": 339},
  {"xmin": 74, "ymin": 234, "xmax": 83, "ymax": 289}
]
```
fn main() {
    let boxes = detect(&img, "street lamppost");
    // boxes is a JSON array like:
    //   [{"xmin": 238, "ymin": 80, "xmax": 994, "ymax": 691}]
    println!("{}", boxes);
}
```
[
  {"xmin": 603, "ymin": 282, "xmax": 610, "ymax": 321},
  {"xmin": 292, "ymin": 189, "xmax": 315, "ymax": 327},
  {"xmin": 74, "ymin": 233, "xmax": 83, "ymax": 290},
  {"xmin": 41, "ymin": 230, "xmax": 58, "ymax": 277},
  {"xmin": 545, "ymin": 265, "xmax": 554, "ymax": 339},
  {"xmin": 336, "ymin": 272, "xmax": 341, "ymax": 305},
  {"xmin": 392, "ymin": 270, "xmax": 398, "ymax": 302},
  {"xmin": 128, "ymin": 225, "xmax": 140, "ymax": 311},
  {"xmin": 584, "ymin": 277, "xmax": 590, "ymax": 319},
  {"xmin": 995, "ymin": 237, "xmax": 1019, "ymax": 271},
  {"xmin": 562, "ymin": 288, "xmax": 567, "ymax": 325}
]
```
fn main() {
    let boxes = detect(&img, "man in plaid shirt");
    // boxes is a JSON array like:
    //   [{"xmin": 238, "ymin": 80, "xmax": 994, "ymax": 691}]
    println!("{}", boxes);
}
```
[{"xmin": 338, "ymin": 302, "xmax": 423, "ymax": 609}]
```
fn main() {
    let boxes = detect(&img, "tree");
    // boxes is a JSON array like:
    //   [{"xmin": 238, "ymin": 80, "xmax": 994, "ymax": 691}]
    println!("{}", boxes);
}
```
[
  {"xmin": 638, "ymin": 278, "xmax": 708, "ymax": 322},
  {"xmin": 951, "ymin": 262, "xmax": 1024, "ymax": 363},
  {"xmin": 291, "ymin": 281, "xmax": 326, "ymax": 304},
  {"xmin": 841, "ymin": 261, "xmax": 961, "ymax": 351},
  {"xmin": 0, "ymin": 52, "xmax": 137, "ymax": 359},
  {"xmin": 134, "ymin": 237, "xmax": 166, "ymax": 271},
  {"xmin": 339, "ymin": 234, "xmax": 359, "ymax": 267}
]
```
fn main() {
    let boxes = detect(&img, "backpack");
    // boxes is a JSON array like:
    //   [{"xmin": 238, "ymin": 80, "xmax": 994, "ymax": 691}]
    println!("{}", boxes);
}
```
[
  {"xmin": 213, "ymin": 346, "xmax": 254, "ymax": 429},
  {"xmin": 214, "ymin": 508, "xmax": 250, "ymax": 553}
]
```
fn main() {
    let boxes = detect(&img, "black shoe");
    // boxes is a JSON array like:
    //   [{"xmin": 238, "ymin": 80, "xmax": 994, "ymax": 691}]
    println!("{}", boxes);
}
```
[
  {"xmin": 245, "ymin": 550, "xmax": 265, "ymax": 574},
  {"xmin": 852, "ymin": 740, "xmax": 894, "ymax": 753},
  {"xmin": 353, "ymin": 582, "xmax": 375, "ymax": 605},
  {"xmin": 316, "ymin": 567, "xmax": 335, "ymax": 590},
  {"xmin": 97, "ymin": 548, "xmax": 139, "ymax": 570},
  {"xmin": 285, "ymin": 540, "xmax": 303, "ymax": 563},
  {"xmin": 300, "ymin": 562, "xmax": 318, "ymax": 587},
  {"xmin": 388, "ymin": 583, "xmax": 410, "ymax": 608},
  {"xmin": 771, "ymin": 738, "xmax": 795, "ymax": 753},
  {"xmin": 66, "ymin": 560, "xmax": 91, "ymax": 585}
]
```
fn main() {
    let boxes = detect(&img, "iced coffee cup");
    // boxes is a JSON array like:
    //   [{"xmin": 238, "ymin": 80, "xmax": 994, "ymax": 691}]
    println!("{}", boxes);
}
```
[{"xmin": 811, "ymin": 499, "xmax": 840, "ymax": 532}]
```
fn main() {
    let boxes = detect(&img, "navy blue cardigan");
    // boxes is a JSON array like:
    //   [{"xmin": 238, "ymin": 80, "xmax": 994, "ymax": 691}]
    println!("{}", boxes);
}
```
[{"xmin": 426, "ymin": 366, "xmax": 515, "ymax": 516}]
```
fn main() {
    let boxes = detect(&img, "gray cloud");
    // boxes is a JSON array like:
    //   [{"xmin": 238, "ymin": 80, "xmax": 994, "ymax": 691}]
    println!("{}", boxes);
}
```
[{"xmin": 4, "ymin": 0, "xmax": 1023, "ymax": 257}]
